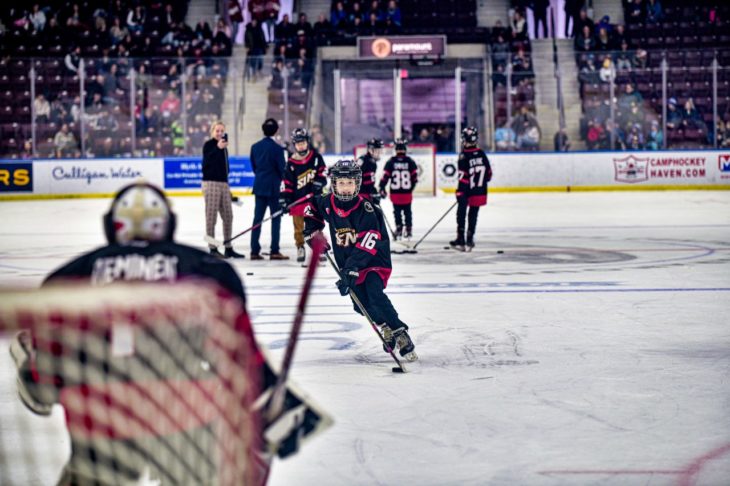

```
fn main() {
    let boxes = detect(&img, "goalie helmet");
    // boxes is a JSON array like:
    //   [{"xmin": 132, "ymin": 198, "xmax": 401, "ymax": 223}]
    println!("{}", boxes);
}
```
[
  {"xmin": 394, "ymin": 137, "xmax": 408, "ymax": 154},
  {"xmin": 291, "ymin": 128, "xmax": 310, "ymax": 155},
  {"xmin": 462, "ymin": 126, "xmax": 478, "ymax": 146},
  {"xmin": 103, "ymin": 182, "xmax": 176, "ymax": 245},
  {"xmin": 329, "ymin": 159, "xmax": 362, "ymax": 202}
]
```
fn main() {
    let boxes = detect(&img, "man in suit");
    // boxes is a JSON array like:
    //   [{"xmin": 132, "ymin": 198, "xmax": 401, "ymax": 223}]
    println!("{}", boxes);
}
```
[{"xmin": 250, "ymin": 118, "xmax": 289, "ymax": 260}]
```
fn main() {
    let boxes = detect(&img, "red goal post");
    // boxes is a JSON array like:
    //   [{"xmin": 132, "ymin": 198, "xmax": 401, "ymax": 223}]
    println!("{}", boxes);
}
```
[
  {"xmin": 0, "ymin": 281, "xmax": 263, "ymax": 486},
  {"xmin": 353, "ymin": 143, "xmax": 437, "ymax": 196}
]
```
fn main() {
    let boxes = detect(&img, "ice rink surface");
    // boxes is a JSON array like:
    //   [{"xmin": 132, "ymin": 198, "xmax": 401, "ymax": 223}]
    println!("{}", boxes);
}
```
[{"xmin": 1, "ymin": 191, "xmax": 729, "ymax": 485}]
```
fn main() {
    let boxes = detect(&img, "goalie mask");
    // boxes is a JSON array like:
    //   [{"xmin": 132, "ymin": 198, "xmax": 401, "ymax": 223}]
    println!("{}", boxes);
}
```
[
  {"xmin": 462, "ymin": 126, "xmax": 478, "ymax": 146},
  {"xmin": 330, "ymin": 159, "xmax": 362, "ymax": 202},
  {"xmin": 291, "ymin": 128, "xmax": 310, "ymax": 156},
  {"xmin": 394, "ymin": 137, "xmax": 408, "ymax": 154},
  {"xmin": 103, "ymin": 182, "xmax": 176, "ymax": 245}
]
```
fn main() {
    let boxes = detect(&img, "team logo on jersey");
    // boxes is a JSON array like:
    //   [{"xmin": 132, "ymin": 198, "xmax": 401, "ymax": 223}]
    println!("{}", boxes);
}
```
[
  {"xmin": 719, "ymin": 154, "xmax": 730, "ymax": 173},
  {"xmin": 363, "ymin": 201, "xmax": 374, "ymax": 213},
  {"xmin": 613, "ymin": 155, "xmax": 649, "ymax": 183},
  {"xmin": 334, "ymin": 228, "xmax": 357, "ymax": 247},
  {"xmin": 304, "ymin": 204, "xmax": 314, "ymax": 216}
]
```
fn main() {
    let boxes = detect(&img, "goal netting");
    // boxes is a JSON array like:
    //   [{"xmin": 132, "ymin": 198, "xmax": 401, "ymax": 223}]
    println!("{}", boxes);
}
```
[
  {"xmin": 353, "ymin": 143, "xmax": 437, "ymax": 196},
  {"xmin": 0, "ymin": 281, "xmax": 263, "ymax": 486}
]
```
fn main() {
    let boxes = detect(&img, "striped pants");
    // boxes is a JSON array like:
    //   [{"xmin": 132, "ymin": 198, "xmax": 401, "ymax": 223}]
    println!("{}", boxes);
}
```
[{"xmin": 202, "ymin": 181, "xmax": 233, "ymax": 248}]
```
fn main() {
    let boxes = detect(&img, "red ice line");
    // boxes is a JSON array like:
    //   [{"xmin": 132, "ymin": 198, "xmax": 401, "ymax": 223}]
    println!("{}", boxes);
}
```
[{"xmin": 538, "ymin": 442, "xmax": 730, "ymax": 486}]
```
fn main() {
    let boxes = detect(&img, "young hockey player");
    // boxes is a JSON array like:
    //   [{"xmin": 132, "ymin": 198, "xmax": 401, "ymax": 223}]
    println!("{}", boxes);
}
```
[
  {"xmin": 451, "ymin": 126, "xmax": 493, "ymax": 251},
  {"xmin": 280, "ymin": 128, "xmax": 327, "ymax": 262},
  {"xmin": 378, "ymin": 137, "xmax": 418, "ymax": 239},
  {"xmin": 303, "ymin": 159, "xmax": 417, "ymax": 360},
  {"xmin": 356, "ymin": 137, "xmax": 384, "ymax": 204}
]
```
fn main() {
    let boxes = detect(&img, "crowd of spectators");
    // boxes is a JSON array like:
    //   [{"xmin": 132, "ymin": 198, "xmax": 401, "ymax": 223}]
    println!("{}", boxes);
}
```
[{"xmin": 0, "ymin": 2, "xmax": 235, "ymax": 159}]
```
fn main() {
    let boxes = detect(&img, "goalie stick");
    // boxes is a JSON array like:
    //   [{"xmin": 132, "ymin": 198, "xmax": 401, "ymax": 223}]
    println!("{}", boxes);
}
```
[
  {"xmin": 205, "ymin": 193, "xmax": 314, "ymax": 248},
  {"xmin": 323, "ymin": 251, "xmax": 408, "ymax": 373}
]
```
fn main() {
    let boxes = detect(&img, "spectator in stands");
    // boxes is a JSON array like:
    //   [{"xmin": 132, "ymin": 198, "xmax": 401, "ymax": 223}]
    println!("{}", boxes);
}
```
[
  {"xmin": 574, "ymin": 8, "xmax": 594, "ymax": 37},
  {"xmin": 109, "ymin": 16, "xmax": 128, "ymax": 46},
  {"xmin": 416, "ymin": 128, "xmax": 434, "ymax": 144},
  {"xmin": 349, "ymin": 2, "xmax": 365, "ymax": 25},
  {"xmin": 646, "ymin": 120, "xmax": 664, "ymax": 150},
  {"xmin": 30, "ymin": 4, "xmax": 46, "ymax": 32},
  {"xmin": 228, "ymin": 0, "xmax": 243, "ymax": 44},
  {"xmin": 213, "ymin": 18, "xmax": 233, "ymax": 54},
  {"xmin": 296, "ymin": 13, "xmax": 313, "ymax": 38},
  {"xmin": 310, "ymin": 125, "xmax": 327, "ymax": 153},
  {"xmin": 554, "ymin": 128, "xmax": 570, "ymax": 152},
  {"xmin": 126, "ymin": 5, "xmax": 145, "ymax": 34},
  {"xmin": 533, "ymin": 0, "xmax": 549, "ymax": 38},
  {"xmin": 364, "ymin": 12, "xmax": 383, "ymax": 36},
  {"xmin": 313, "ymin": 13, "xmax": 332, "ymax": 46},
  {"xmin": 385, "ymin": 0, "xmax": 401, "ymax": 26},
  {"xmin": 492, "ymin": 33, "xmax": 510, "ymax": 68},
  {"xmin": 53, "ymin": 123, "xmax": 78, "ymax": 157},
  {"xmin": 245, "ymin": 18, "xmax": 267, "ymax": 81},
  {"xmin": 611, "ymin": 24, "xmax": 627, "ymax": 49},
  {"xmin": 248, "ymin": 0, "xmax": 266, "ymax": 22},
  {"xmin": 595, "ymin": 16, "xmax": 612, "ymax": 35},
  {"xmin": 615, "ymin": 41, "xmax": 633, "ymax": 71},
  {"xmin": 599, "ymin": 58, "xmax": 616, "ymax": 83},
  {"xmin": 367, "ymin": 1, "xmax": 383, "ymax": 21},
  {"xmin": 575, "ymin": 25, "xmax": 595, "ymax": 53},
  {"xmin": 681, "ymin": 98, "xmax": 707, "ymax": 133},
  {"xmin": 161, "ymin": 90, "xmax": 181, "ymax": 116},
  {"xmin": 626, "ymin": 0, "xmax": 644, "ymax": 24},
  {"xmin": 632, "ymin": 47, "xmax": 648, "ymax": 69},
  {"xmin": 578, "ymin": 54, "xmax": 599, "ymax": 86},
  {"xmin": 618, "ymin": 83, "xmax": 643, "ymax": 112},
  {"xmin": 33, "ymin": 94, "xmax": 51, "ymax": 123},
  {"xmin": 331, "ymin": 3, "xmax": 348, "ymax": 32},
  {"xmin": 495, "ymin": 123, "xmax": 517, "ymax": 151},
  {"xmin": 715, "ymin": 119, "xmax": 730, "ymax": 148},
  {"xmin": 586, "ymin": 118, "xmax": 604, "ymax": 150},
  {"xmin": 596, "ymin": 27, "xmax": 612, "ymax": 51},
  {"xmin": 275, "ymin": 13, "xmax": 294, "ymax": 44},
  {"xmin": 645, "ymin": 0, "xmax": 664, "ymax": 25},
  {"xmin": 626, "ymin": 124, "xmax": 644, "ymax": 150},
  {"xmin": 564, "ymin": 0, "xmax": 582, "ymax": 37},
  {"xmin": 20, "ymin": 140, "xmax": 34, "ymax": 159},
  {"xmin": 64, "ymin": 46, "xmax": 81, "ymax": 75},
  {"xmin": 65, "ymin": 3, "xmax": 83, "ymax": 28},
  {"xmin": 510, "ymin": 9, "xmax": 528, "ymax": 42},
  {"xmin": 512, "ymin": 106, "xmax": 541, "ymax": 151}
]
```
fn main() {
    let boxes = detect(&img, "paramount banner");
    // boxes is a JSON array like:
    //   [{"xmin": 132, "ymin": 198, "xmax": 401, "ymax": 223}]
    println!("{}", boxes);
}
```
[{"xmin": 358, "ymin": 35, "xmax": 446, "ymax": 59}]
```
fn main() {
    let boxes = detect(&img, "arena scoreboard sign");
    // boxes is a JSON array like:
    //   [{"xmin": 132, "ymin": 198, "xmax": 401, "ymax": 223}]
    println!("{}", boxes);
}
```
[{"xmin": 358, "ymin": 35, "xmax": 446, "ymax": 59}]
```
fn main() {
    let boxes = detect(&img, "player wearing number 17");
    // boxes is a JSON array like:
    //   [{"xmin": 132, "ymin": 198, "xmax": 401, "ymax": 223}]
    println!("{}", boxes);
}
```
[
  {"xmin": 303, "ymin": 160, "xmax": 416, "ymax": 359},
  {"xmin": 450, "ymin": 126, "xmax": 493, "ymax": 252}
]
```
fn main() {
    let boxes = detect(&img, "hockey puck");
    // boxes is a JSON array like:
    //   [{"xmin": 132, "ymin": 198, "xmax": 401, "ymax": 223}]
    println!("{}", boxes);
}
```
[
  {"xmin": 443, "ymin": 246, "xmax": 450, "ymax": 250},
  {"xmin": 497, "ymin": 250, "xmax": 504, "ymax": 254},
  {"xmin": 392, "ymin": 367, "xmax": 405, "ymax": 373},
  {"xmin": 246, "ymin": 272, "xmax": 254, "ymax": 276}
]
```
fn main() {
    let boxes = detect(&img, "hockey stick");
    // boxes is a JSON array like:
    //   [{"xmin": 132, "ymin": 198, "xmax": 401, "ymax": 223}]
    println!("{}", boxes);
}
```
[
  {"xmin": 204, "ymin": 193, "xmax": 314, "ymax": 248},
  {"xmin": 323, "ymin": 251, "xmax": 407, "ymax": 373},
  {"xmin": 265, "ymin": 235, "xmax": 326, "ymax": 421},
  {"xmin": 409, "ymin": 200, "xmax": 458, "ymax": 252}
]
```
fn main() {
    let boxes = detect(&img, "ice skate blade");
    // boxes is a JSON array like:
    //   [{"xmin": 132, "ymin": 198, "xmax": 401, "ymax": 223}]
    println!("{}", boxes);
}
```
[{"xmin": 402, "ymin": 351, "xmax": 418, "ymax": 362}]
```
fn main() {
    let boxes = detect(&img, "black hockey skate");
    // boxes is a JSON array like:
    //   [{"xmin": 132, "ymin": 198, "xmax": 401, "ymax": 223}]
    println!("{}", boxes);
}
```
[
  {"xmin": 449, "ymin": 227, "xmax": 466, "ymax": 252},
  {"xmin": 393, "ymin": 328, "xmax": 418, "ymax": 361},
  {"xmin": 465, "ymin": 232, "xmax": 475, "ymax": 252},
  {"xmin": 381, "ymin": 324, "xmax": 396, "ymax": 352},
  {"xmin": 394, "ymin": 225, "xmax": 403, "ymax": 241},
  {"xmin": 404, "ymin": 226, "xmax": 412, "ymax": 239}
]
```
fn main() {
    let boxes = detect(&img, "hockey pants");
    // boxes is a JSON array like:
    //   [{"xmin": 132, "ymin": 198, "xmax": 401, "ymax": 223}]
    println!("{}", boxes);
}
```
[{"xmin": 351, "ymin": 272, "xmax": 408, "ymax": 331}]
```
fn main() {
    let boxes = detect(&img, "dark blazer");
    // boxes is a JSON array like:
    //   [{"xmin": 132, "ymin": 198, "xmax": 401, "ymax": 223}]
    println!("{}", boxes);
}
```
[{"xmin": 250, "ymin": 136, "xmax": 286, "ymax": 197}]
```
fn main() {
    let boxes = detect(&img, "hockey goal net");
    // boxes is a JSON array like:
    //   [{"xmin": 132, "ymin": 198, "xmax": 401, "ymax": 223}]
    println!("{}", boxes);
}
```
[
  {"xmin": 0, "ymin": 281, "xmax": 263, "ymax": 486},
  {"xmin": 353, "ymin": 143, "xmax": 437, "ymax": 196}
]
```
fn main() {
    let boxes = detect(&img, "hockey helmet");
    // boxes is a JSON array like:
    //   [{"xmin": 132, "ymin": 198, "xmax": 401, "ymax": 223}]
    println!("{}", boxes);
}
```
[
  {"xmin": 394, "ymin": 137, "xmax": 408, "ymax": 153},
  {"xmin": 103, "ymin": 182, "xmax": 176, "ymax": 245},
  {"xmin": 366, "ymin": 138, "xmax": 384, "ymax": 150},
  {"xmin": 462, "ymin": 126, "xmax": 479, "ymax": 146},
  {"xmin": 291, "ymin": 128, "xmax": 310, "ymax": 155},
  {"xmin": 329, "ymin": 159, "xmax": 362, "ymax": 202}
]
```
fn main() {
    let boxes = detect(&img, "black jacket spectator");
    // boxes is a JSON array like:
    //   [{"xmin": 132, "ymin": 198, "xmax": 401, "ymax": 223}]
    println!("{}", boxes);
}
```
[{"xmin": 202, "ymin": 138, "xmax": 229, "ymax": 182}]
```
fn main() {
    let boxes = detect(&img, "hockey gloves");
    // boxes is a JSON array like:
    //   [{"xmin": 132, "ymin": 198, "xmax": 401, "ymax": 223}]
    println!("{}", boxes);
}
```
[
  {"xmin": 278, "ymin": 196, "xmax": 290, "ymax": 214},
  {"xmin": 304, "ymin": 231, "xmax": 331, "ymax": 252},
  {"xmin": 336, "ymin": 268, "xmax": 359, "ymax": 296},
  {"xmin": 313, "ymin": 180, "xmax": 325, "ymax": 195}
]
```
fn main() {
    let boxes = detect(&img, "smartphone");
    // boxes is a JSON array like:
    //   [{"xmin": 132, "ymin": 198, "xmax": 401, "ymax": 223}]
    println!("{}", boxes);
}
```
[{"xmin": 223, "ymin": 133, "xmax": 228, "ymax": 142}]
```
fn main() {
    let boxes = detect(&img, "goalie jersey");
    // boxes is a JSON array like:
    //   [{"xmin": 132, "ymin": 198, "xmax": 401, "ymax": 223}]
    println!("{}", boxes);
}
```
[{"xmin": 304, "ymin": 193, "xmax": 393, "ymax": 287}]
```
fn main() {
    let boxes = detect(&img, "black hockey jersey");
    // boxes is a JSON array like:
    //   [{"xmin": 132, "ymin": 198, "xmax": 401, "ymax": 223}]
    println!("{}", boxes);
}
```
[
  {"xmin": 379, "ymin": 155, "xmax": 418, "ymax": 205},
  {"xmin": 303, "ymin": 193, "xmax": 393, "ymax": 287},
  {"xmin": 456, "ymin": 147, "xmax": 492, "ymax": 207},
  {"xmin": 281, "ymin": 150, "xmax": 327, "ymax": 216},
  {"xmin": 44, "ymin": 241, "xmax": 246, "ymax": 302},
  {"xmin": 356, "ymin": 152, "xmax": 378, "ymax": 199}
]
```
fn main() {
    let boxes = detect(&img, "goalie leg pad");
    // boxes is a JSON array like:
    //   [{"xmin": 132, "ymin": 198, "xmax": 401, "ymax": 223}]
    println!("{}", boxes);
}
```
[{"xmin": 10, "ymin": 331, "xmax": 54, "ymax": 416}]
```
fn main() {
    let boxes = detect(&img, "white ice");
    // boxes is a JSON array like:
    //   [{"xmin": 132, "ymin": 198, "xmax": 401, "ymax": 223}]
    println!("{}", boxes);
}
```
[{"xmin": 1, "ymin": 191, "xmax": 729, "ymax": 486}]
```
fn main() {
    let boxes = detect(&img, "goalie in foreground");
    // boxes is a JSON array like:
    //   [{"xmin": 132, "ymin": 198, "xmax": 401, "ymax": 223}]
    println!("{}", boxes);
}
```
[{"xmin": 7, "ymin": 181, "xmax": 331, "ymax": 485}]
